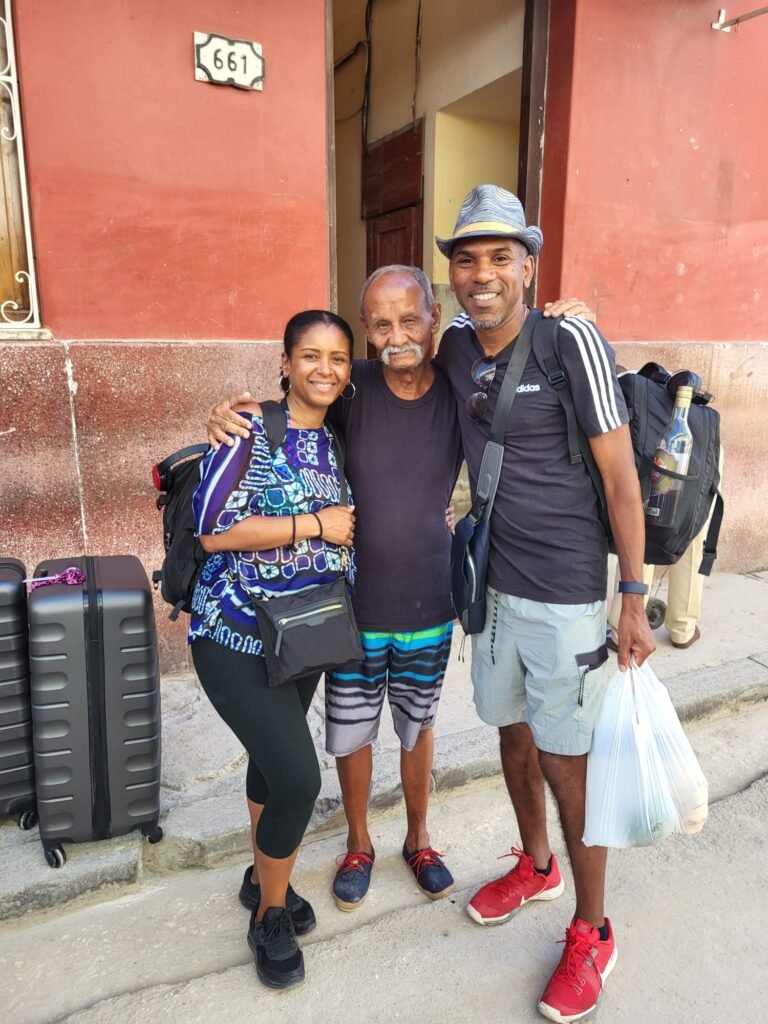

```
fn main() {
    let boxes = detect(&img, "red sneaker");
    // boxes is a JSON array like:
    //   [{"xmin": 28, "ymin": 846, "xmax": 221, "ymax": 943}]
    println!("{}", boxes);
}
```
[
  {"xmin": 467, "ymin": 847, "xmax": 564, "ymax": 926},
  {"xmin": 537, "ymin": 918, "xmax": 618, "ymax": 1023}
]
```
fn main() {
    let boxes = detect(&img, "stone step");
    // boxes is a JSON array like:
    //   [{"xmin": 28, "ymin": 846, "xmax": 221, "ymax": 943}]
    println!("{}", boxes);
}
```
[
  {"xmin": 2, "ymin": 650, "xmax": 767, "ymax": 923},
  {"xmin": 1, "ymin": 702, "xmax": 767, "ymax": 1024}
]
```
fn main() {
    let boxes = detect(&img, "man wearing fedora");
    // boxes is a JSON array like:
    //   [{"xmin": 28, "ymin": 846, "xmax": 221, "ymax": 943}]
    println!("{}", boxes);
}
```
[{"xmin": 434, "ymin": 184, "xmax": 655, "ymax": 1022}]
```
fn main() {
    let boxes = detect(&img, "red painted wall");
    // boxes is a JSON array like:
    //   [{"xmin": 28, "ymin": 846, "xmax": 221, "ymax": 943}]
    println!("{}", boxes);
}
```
[
  {"xmin": 540, "ymin": 0, "xmax": 768, "ymax": 342},
  {"xmin": 14, "ymin": 0, "xmax": 329, "ymax": 340}
]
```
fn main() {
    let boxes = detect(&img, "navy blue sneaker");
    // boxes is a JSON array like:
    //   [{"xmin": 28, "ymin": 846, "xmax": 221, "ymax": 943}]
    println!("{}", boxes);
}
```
[
  {"xmin": 239, "ymin": 867, "xmax": 316, "ymax": 936},
  {"xmin": 402, "ymin": 844, "xmax": 454, "ymax": 900},
  {"xmin": 332, "ymin": 850, "xmax": 375, "ymax": 911}
]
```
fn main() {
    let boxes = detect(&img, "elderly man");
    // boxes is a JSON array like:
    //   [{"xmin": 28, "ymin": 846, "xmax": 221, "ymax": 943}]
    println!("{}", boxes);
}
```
[
  {"xmin": 206, "ymin": 263, "xmax": 593, "ymax": 924},
  {"xmin": 433, "ymin": 184, "xmax": 655, "ymax": 1022}
]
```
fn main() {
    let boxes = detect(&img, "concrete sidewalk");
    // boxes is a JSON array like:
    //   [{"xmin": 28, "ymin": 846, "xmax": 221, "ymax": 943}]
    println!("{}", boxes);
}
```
[
  {"xmin": 1, "ymin": 570, "xmax": 767, "ymax": 921},
  {"xmin": 2, "ymin": 703, "xmax": 767, "ymax": 1024}
]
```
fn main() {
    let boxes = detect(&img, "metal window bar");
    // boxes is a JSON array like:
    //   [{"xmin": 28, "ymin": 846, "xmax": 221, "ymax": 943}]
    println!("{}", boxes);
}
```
[{"xmin": 0, "ymin": 0, "xmax": 40, "ymax": 328}]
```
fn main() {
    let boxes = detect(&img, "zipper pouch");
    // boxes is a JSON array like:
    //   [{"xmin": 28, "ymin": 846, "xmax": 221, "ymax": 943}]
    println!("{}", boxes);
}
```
[{"xmin": 250, "ymin": 578, "xmax": 363, "ymax": 687}]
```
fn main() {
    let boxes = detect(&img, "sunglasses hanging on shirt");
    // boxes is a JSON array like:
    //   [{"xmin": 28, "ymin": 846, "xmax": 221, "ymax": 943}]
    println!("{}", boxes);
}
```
[{"xmin": 465, "ymin": 357, "xmax": 498, "ymax": 421}]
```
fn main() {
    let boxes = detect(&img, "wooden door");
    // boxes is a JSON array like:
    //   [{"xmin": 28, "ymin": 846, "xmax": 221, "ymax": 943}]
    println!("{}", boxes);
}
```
[
  {"xmin": 365, "ymin": 205, "xmax": 423, "ymax": 274},
  {"xmin": 362, "ymin": 119, "xmax": 423, "ymax": 275},
  {"xmin": 361, "ymin": 120, "xmax": 424, "ymax": 353}
]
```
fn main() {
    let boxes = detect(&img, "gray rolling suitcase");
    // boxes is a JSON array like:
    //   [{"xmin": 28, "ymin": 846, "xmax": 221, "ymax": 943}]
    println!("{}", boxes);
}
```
[
  {"xmin": 27, "ymin": 555, "xmax": 163, "ymax": 867},
  {"xmin": 0, "ymin": 560, "xmax": 38, "ymax": 830}
]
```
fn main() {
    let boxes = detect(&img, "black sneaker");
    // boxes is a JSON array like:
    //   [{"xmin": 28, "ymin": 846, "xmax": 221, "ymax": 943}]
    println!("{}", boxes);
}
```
[
  {"xmin": 238, "ymin": 867, "xmax": 317, "ymax": 936},
  {"xmin": 247, "ymin": 906, "xmax": 305, "ymax": 989}
]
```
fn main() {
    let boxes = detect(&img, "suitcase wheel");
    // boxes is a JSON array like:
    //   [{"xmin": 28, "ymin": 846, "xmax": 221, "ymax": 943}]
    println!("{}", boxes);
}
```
[
  {"xmin": 17, "ymin": 808, "xmax": 39, "ymax": 831},
  {"xmin": 142, "ymin": 825, "xmax": 164, "ymax": 845},
  {"xmin": 44, "ymin": 846, "xmax": 66, "ymax": 869},
  {"xmin": 646, "ymin": 597, "xmax": 667, "ymax": 630}
]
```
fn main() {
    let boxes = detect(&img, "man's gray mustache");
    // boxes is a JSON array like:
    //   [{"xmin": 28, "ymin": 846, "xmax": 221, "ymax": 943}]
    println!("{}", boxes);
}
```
[{"xmin": 380, "ymin": 342, "xmax": 425, "ymax": 366}]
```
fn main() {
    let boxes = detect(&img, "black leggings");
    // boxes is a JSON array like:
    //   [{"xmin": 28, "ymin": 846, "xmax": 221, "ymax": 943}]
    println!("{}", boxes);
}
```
[{"xmin": 191, "ymin": 638, "xmax": 321, "ymax": 859}]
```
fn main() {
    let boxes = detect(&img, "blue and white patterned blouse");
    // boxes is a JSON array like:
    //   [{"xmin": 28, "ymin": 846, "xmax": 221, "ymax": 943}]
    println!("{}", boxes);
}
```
[{"xmin": 188, "ymin": 412, "xmax": 355, "ymax": 656}]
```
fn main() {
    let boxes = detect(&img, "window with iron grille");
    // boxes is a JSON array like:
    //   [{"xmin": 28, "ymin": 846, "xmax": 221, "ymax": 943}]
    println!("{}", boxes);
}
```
[{"xmin": 0, "ymin": 0, "xmax": 40, "ymax": 329}]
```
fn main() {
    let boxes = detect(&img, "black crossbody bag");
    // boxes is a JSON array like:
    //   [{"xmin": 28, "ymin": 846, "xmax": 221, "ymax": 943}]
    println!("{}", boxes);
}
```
[
  {"xmin": 451, "ymin": 312, "xmax": 539, "ymax": 634},
  {"xmin": 250, "ymin": 403, "xmax": 363, "ymax": 686}
]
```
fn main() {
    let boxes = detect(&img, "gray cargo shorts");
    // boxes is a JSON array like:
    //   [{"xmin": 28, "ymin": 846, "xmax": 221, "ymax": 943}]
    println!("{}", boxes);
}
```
[{"xmin": 471, "ymin": 587, "xmax": 609, "ymax": 756}]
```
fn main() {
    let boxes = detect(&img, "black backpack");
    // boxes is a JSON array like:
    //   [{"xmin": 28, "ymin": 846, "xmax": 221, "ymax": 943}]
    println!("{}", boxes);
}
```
[
  {"xmin": 532, "ymin": 318, "xmax": 723, "ymax": 575},
  {"xmin": 152, "ymin": 401, "xmax": 347, "ymax": 619}
]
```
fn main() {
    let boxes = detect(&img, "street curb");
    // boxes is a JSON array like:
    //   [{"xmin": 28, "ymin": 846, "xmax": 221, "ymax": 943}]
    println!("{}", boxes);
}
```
[{"xmin": 2, "ymin": 657, "xmax": 767, "ymax": 923}]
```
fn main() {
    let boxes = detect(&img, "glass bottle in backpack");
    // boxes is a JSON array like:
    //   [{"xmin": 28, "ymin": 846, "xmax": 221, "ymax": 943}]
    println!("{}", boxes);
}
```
[{"xmin": 645, "ymin": 386, "xmax": 693, "ymax": 528}]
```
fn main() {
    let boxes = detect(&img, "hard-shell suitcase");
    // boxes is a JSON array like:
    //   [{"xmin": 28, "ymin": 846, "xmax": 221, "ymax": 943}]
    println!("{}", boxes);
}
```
[
  {"xmin": 27, "ymin": 555, "xmax": 163, "ymax": 867},
  {"xmin": 0, "ymin": 559, "xmax": 38, "ymax": 829}
]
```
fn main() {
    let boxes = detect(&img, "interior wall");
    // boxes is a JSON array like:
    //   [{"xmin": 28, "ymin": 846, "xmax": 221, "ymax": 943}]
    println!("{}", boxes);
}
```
[
  {"xmin": 433, "ymin": 113, "xmax": 518, "ymax": 286},
  {"xmin": 333, "ymin": 0, "xmax": 525, "ymax": 338}
]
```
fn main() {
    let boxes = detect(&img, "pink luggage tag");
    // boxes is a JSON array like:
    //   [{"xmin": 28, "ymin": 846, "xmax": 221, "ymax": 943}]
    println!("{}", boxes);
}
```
[{"xmin": 27, "ymin": 567, "xmax": 87, "ymax": 590}]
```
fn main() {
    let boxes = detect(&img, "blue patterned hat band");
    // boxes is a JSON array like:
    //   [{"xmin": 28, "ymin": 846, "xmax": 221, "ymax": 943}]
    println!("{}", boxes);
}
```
[{"xmin": 435, "ymin": 184, "xmax": 543, "ymax": 258}]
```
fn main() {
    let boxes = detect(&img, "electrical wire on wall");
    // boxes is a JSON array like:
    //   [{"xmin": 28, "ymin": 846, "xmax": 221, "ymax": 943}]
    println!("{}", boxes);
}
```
[
  {"xmin": 412, "ymin": 0, "xmax": 423, "ymax": 124},
  {"xmin": 334, "ymin": 0, "xmax": 423, "ymax": 147},
  {"xmin": 333, "ymin": 36, "xmax": 366, "ymax": 123},
  {"xmin": 362, "ymin": 0, "xmax": 374, "ymax": 156}
]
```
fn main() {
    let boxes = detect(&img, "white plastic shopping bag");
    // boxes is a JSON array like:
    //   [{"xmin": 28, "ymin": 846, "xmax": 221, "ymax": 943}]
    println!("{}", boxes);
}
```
[{"xmin": 583, "ymin": 659, "xmax": 708, "ymax": 848}]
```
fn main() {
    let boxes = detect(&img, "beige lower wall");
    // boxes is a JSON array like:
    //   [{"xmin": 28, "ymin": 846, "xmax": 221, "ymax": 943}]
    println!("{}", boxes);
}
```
[
  {"xmin": 451, "ymin": 340, "xmax": 766, "ymax": 574},
  {"xmin": 614, "ymin": 341, "xmax": 767, "ymax": 573},
  {"xmin": 448, "ymin": 337, "xmax": 765, "ymax": 573},
  {"xmin": 2, "ymin": 338, "xmax": 763, "ymax": 673},
  {"xmin": 0, "ymin": 338, "xmax": 284, "ymax": 675}
]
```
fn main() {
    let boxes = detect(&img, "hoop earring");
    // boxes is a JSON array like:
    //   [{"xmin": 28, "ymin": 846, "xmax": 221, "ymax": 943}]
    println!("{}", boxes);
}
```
[
  {"xmin": 279, "ymin": 372, "xmax": 291, "ymax": 394},
  {"xmin": 341, "ymin": 380, "xmax": 356, "ymax": 401}
]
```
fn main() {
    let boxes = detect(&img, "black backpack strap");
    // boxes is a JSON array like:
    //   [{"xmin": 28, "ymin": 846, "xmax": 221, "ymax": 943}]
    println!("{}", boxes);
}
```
[
  {"xmin": 155, "ymin": 443, "xmax": 209, "ymax": 477},
  {"xmin": 532, "ymin": 317, "xmax": 582, "ymax": 466},
  {"xmin": 325, "ymin": 422, "xmax": 349, "ymax": 506},
  {"xmin": 698, "ymin": 491, "xmax": 723, "ymax": 577},
  {"xmin": 470, "ymin": 311, "xmax": 539, "ymax": 520},
  {"xmin": 532, "ymin": 316, "xmax": 611, "ymax": 523},
  {"xmin": 260, "ymin": 399, "xmax": 289, "ymax": 456},
  {"xmin": 261, "ymin": 398, "xmax": 350, "ymax": 505}
]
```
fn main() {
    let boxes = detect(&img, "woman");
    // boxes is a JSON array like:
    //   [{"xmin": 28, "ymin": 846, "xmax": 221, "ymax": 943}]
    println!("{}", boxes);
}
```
[{"xmin": 189, "ymin": 310, "xmax": 356, "ymax": 990}]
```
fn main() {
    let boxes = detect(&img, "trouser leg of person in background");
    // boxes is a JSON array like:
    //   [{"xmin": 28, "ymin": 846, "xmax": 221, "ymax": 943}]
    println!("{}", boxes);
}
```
[
  {"xmin": 666, "ymin": 448, "xmax": 724, "ymax": 648},
  {"xmin": 664, "ymin": 535, "xmax": 705, "ymax": 647},
  {"xmin": 191, "ymin": 638, "xmax": 321, "ymax": 989}
]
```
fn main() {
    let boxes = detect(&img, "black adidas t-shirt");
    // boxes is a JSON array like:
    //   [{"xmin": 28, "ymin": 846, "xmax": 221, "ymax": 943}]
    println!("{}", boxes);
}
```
[
  {"xmin": 328, "ymin": 360, "xmax": 463, "ymax": 631},
  {"xmin": 434, "ymin": 313, "xmax": 628, "ymax": 604}
]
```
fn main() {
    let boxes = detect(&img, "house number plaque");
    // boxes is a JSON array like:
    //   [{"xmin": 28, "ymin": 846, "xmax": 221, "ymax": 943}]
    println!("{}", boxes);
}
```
[{"xmin": 194, "ymin": 32, "xmax": 265, "ymax": 91}]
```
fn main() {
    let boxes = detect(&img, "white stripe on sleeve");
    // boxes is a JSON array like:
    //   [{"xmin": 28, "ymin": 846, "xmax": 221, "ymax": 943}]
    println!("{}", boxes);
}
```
[
  {"xmin": 560, "ymin": 319, "xmax": 620, "ymax": 432},
  {"xmin": 576, "ymin": 318, "xmax": 622, "ymax": 428}
]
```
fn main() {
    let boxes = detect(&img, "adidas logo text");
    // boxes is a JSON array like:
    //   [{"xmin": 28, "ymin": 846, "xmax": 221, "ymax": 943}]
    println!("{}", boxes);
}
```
[{"xmin": 516, "ymin": 383, "xmax": 541, "ymax": 393}]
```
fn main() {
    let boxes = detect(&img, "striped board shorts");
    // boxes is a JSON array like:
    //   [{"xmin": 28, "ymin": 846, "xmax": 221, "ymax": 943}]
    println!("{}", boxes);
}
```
[{"xmin": 325, "ymin": 622, "xmax": 454, "ymax": 756}]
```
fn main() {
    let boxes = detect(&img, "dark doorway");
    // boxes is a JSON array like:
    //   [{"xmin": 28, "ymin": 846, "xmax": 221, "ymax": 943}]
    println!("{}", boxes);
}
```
[{"xmin": 361, "ymin": 120, "xmax": 423, "ymax": 353}]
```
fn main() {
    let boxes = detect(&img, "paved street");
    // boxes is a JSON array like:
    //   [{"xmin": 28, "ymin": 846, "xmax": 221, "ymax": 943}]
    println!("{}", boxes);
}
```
[{"xmin": 2, "ymin": 571, "xmax": 767, "ymax": 1023}]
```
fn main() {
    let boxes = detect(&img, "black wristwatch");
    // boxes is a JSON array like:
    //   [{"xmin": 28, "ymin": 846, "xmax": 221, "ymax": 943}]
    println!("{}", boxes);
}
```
[{"xmin": 618, "ymin": 581, "xmax": 649, "ymax": 596}]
